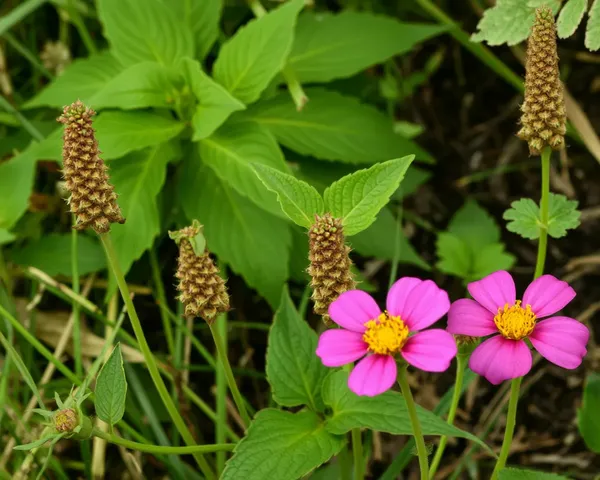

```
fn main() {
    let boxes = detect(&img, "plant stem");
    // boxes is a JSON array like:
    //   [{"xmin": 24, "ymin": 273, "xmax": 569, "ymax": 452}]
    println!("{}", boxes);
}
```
[
  {"xmin": 215, "ymin": 312, "xmax": 227, "ymax": 474},
  {"xmin": 149, "ymin": 248, "xmax": 175, "ymax": 358},
  {"xmin": 397, "ymin": 365, "xmax": 429, "ymax": 480},
  {"xmin": 490, "ymin": 377, "xmax": 522, "ymax": 479},
  {"xmin": 91, "ymin": 429, "xmax": 235, "ymax": 455},
  {"xmin": 428, "ymin": 353, "xmax": 467, "ymax": 478},
  {"xmin": 65, "ymin": 0, "xmax": 97, "ymax": 54},
  {"xmin": 351, "ymin": 428, "xmax": 364, "ymax": 480},
  {"xmin": 338, "ymin": 444, "xmax": 352, "ymax": 480},
  {"xmin": 71, "ymin": 220, "xmax": 82, "ymax": 378},
  {"xmin": 534, "ymin": 148, "xmax": 551, "ymax": 279},
  {"xmin": 99, "ymin": 233, "xmax": 216, "ymax": 479}
]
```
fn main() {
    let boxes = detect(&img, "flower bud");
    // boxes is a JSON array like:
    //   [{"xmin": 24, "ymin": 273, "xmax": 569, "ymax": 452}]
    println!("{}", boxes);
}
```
[{"xmin": 53, "ymin": 408, "xmax": 78, "ymax": 433}]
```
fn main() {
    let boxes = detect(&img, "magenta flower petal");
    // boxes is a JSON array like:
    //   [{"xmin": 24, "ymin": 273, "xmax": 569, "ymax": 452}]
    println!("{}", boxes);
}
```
[
  {"xmin": 328, "ymin": 290, "xmax": 381, "ymax": 332},
  {"xmin": 447, "ymin": 299, "xmax": 498, "ymax": 337},
  {"xmin": 467, "ymin": 270, "xmax": 516, "ymax": 314},
  {"xmin": 401, "ymin": 330, "xmax": 457, "ymax": 372},
  {"xmin": 387, "ymin": 277, "xmax": 450, "ymax": 331},
  {"xmin": 316, "ymin": 329, "xmax": 369, "ymax": 367},
  {"xmin": 348, "ymin": 354, "xmax": 397, "ymax": 397},
  {"xmin": 522, "ymin": 275, "xmax": 576, "ymax": 318},
  {"xmin": 529, "ymin": 316, "xmax": 589, "ymax": 369},
  {"xmin": 469, "ymin": 335, "xmax": 532, "ymax": 385}
]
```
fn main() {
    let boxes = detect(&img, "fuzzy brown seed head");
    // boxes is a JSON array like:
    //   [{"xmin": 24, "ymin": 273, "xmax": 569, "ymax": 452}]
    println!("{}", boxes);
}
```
[
  {"xmin": 174, "ymin": 224, "xmax": 229, "ymax": 324},
  {"xmin": 58, "ymin": 101, "xmax": 125, "ymax": 233},
  {"xmin": 517, "ymin": 6, "xmax": 566, "ymax": 155},
  {"xmin": 307, "ymin": 214, "xmax": 356, "ymax": 324},
  {"xmin": 54, "ymin": 408, "xmax": 78, "ymax": 433}
]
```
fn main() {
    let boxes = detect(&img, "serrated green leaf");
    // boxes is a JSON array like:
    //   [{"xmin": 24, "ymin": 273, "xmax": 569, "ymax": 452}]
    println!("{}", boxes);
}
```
[
  {"xmin": 557, "ymin": 0, "xmax": 588, "ymax": 38},
  {"xmin": 498, "ymin": 468, "xmax": 569, "ymax": 479},
  {"xmin": 578, "ymin": 372, "xmax": 600, "ymax": 453},
  {"xmin": 179, "ymin": 58, "xmax": 246, "ymax": 140},
  {"xmin": 213, "ymin": 0, "xmax": 304, "ymax": 104},
  {"xmin": 324, "ymin": 156, "xmax": 414, "ymax": 236},
  {"xmin": 222, "ymin": 409, "xmax": 345, "ymax": 480},
  {"xmin": 9, "ymin": 233, "xmax": 106, "ymax": 277},
  {"xmin": 97, "ymin": 0, "xmax": 193, "ymax": 66},
  {"xmin": 24, "ymin": 52, "xmax": 123, "ymax": 109},
  {"xmin": 436, "ymin": 233, "xmax": 472, "ymax": 279},
  {"xmin": 245, "ymin": 88, "xmax": 433, "ymax": 164},
  {"xmin": 504, "ymin": 197, "xmax": 540, "ymax": 239},
  {"xmin": 253, "ymin": 163, "xmax": 323, "ymax": 228},
  {"xmin": 179, "ymin": 157, "xmax": 290, "ymax": 307},
  {"xmin": 95, "ymin": 343, "xmax": 127, "ymax": 426},
  {"xmin": 586, "ymin": 0, "xmax": 600, "ymax": 50},
  {"xmin": 0, "ymin": 151, "xmax": 37, "ymax": 229},
  {"xmin": 199, "ymin": 122, "xmax": 288, "ymax": 217},
  {"xmin": 448, "ymin": 199, "xmax": 500, "ymax": 250},
  {"xmin": 472, "ymin": 243, "xmax": 517, "ymax": 280},
  {"xmin": 266, "ymin": 287, "xmax": 329, "ymax": 410}
]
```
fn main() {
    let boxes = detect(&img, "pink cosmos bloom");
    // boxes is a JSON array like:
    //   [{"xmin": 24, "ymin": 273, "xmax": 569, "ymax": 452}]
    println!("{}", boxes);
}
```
[
  {"xmin": 316, "ymin": 277, "xmax": 457, "ymax": 397},
  {"xmin": 448, "ymin": 270, "xmax": 589, "ymax": 385}
]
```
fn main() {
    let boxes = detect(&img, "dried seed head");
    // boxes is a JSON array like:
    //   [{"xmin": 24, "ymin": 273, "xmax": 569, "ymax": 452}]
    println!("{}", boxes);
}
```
[
  {"xmin": 518, "ymin": 6, "xmax": 566, "ymax": 155},
  {"xmin": 307, "ymin": 214, "xmax": 356, "ymax": 324},
  {"xmin": 58, "ymin": 101, "xmax": 125, "ymax": 234},
  {"xmin": 172, "ymin": 221, "xmax": 230, "ymax": 324},
  {"xmin": 53, "ymin": 408, "xmax": 78, "ymax": 433}
]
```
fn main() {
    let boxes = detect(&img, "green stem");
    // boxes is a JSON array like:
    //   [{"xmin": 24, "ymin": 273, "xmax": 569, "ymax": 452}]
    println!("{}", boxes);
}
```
[
  {"xmin": 338, "ymin": 444, "xmax": 352, "ymax": 480},
  {"xmin": 65, "ymin": 0, "xmax": 97, "ymax": 54},
  {"xmin": 91, "ymin": 429, "xmax": 234, "ymax": 456},
  {"xmin": 149, "ymin": 248, "xmax": 175, "ymax": 358},
  {"xmin": 534, "ymin": 148, "xmax": 551, "ymax": 279},
  {"xmin": 71, "ymin": 219, "xmax": 82, "ymax": 378},
  {"xmin": 99, "ymin": 233, "xmax": 216, "ymax": 480},
  {"xmin": 351, "ymin": 428, "xmax": 364, "ymax": 480},
  {"xmin": 215, "ymin": 312, "xmax": 227, "ymax": 474},
  {"xmin": 397, "ymin": 365, "xmax": 429, "ymax": 480},
  {"xmin": 428, "ymin": 354, "xmax": 467, "ymax": 478},
  {"xmin": 490, "ymin": 377, "xmax": 522, "ymax": 479}
]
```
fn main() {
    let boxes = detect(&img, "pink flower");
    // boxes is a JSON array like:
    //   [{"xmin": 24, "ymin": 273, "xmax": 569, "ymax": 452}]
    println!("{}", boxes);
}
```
[
  {"xmin": 448, "ymin": 270, "xmax": 589, "ymax": 385},
  {"xmin": 316, "ymin": 277, "xmax": 457, "ymax": 397}
]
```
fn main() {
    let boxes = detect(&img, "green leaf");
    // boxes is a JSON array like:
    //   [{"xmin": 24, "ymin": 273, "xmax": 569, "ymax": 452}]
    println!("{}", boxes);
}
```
[
  {"xmin": 499, "ymin": 468, "xmax": 569, "ymax": 479},
  {"xmin": 503, "ymin": 197, "xmax": 540, "ymax": 240},
  {"xmin": 178, "ymin": 158, "xmax": 290, "ymax": 307},
  {"xmin": 167, "ymin": 0, "xmax": 222, "ymax": 60},
  {"xmin": 472, "ymin": 0, "xmax": 561, "ymax": 46},
  {"xmin": 95, "ymin": 343, "xmax": 127, "ymax": 426},
  {"xmin": 324, "ymin": 156, "xmax": 414, "ymax": 236},
  {"xmin": 94, "ymin": 111, "xmax": 185, "ymax": 160},
  {"xmin": 8, "ymin": 233, "xmax": 106, "ymax": 277},
  {"xmin": 578, "ymin": 372, "xmax": 600, "ymax": 453},
  {"xmin": 288, "ymin": 12, "xmax": 445, "ymax": 83},
  {"xmin": 222, "ymin": 409, "xmax": 345, "ymax": 480},
  {"xmin": 0, "ymin": 151, "xmax": 37, "ymax": 229},
  {"xmin": 199, "ymin": 122, "xmax": 289, "ymax": 217},
  {"xmin": 179, "ymin": 58, "xmax": 246, "ymax": 140},
  {"xmin": 0, "ymin": 228, "xmax": 15, "ymax": 245},
  {"xmin": 586, "ymin": 0, "xmax": 600, "ymax": 51},
  {"xmin": 557, "ymin": 0, "xmax": 588, "ymax": 38},
  {"xmin": 246, "ymin": 89, "xmax": 433, "ymax": 164},
  {"xmin": 266, "ymin": 287, "xmax": 329, "ymax": 410},
  {"xmin": 253, "ymin": 163, "xmax": 323, "ymax": 229},
  {"xmin": 24, "ymin": 52, "xmax": 123, "ymax": 109},
  {"xmin": 91, "ymin": 62, "xmax": 180, "ymax": 110},
  {"xmin": 110, "ymin": 142, "xmax": 177, "ymax": 276},
  {"xmin": 97, "ymin": 0, "xmax": 193, "ymax": 66},
  {"xmin": 213, "ymin": 0, "xmax": 304, "ymax": 104}
]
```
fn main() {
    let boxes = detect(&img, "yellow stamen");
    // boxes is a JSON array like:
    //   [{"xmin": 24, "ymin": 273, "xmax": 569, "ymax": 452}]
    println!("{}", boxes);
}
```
[
  {"xmin": 363, "ymin": 312, "xmax": 409, "ymax": 355},
  {"xmin": 494, "ymin": 300, "xmax": 537, "ymax": 340}
]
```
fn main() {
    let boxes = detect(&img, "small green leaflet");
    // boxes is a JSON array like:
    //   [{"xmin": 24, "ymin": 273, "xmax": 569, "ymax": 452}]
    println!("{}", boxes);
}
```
[
  {"xmin": 557, "ymin": 0, "xmax": 588, "ymax": 38},
  {"xmin": 499, "ymin": 468, "xmax": 569, "ymax": 479},
  {"xmin": 503, "ymin": 193, "xmax": 580, "ymax": 239},
  {"xmin": 95, "ymin": 343, "xmax": 127, "ymax": 426},
  {"xmin": 587, "ymin": 0, "xmax": 600, "ymax": 51},
  {"xmin": 323, "ymin": 156, "xmax": 414, "ymax": 236},
  {"xmin": 578, "ymin": 372, "xmax": 600, "ymax": 453},
  {"xmin": 253, "ymin": 163, "xmax": 324, "ymax": 228},
  {"xmin": 13, "ymin": 433, "xmax": 64, "ymax": 451}
]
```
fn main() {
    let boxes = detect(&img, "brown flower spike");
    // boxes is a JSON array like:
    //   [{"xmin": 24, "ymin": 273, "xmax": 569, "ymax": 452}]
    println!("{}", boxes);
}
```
[
  {"xmin": 308, "ymin": 214, "xmax": 356, "ymax": 324},
  {"xmin": 58, "ymin": 101, "xmax": 125, "ymax": 233},
  {"xmin": 517, "ymin": 6, "xmax": 566, "ymax": 155},
  {"xmin": 172, "ymin": 222, "xmax": 230, "ymax": 324}
]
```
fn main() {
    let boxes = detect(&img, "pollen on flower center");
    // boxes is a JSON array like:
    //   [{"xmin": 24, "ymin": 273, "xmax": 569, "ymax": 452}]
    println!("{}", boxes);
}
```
[
  {"xmin": 494, "ymin": 300, "xmax": 537, "ymax": 340},
  {"xmin": 363, "ymin": 312, "xmax": 409, "ymax": 355}
]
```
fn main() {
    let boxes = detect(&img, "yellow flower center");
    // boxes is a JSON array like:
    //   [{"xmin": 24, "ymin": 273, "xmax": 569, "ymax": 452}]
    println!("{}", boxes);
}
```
[
  {"xmin": 494, "ymin": 300, "xmax": 537, "ymax": 340},
  {"xmin": 363, "ymin": 312, "xmax": 409, "ymax": 355}
]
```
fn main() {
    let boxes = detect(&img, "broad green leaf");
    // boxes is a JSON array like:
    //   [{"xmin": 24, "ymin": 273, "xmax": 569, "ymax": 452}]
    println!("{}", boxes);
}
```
[
  {"xmin": 199, "ymin": 122, "xmax": 288, "ymax": 216},
  {"xmin": 472, "ymin": 243, "xmax": 517, "ymax": 280},
  {"xmin": 97, "ymin": 0, "xmax": 193, "ymax": 66},
  {"xmin": 8, "ymin": 233, "xmax": 106, "ymax": 277},
  {"xmin": 110, "ymin": 143, "xmax": 177, "ymax": 276},
  {"xmin": 253, "ymin": 163, "xmax": 323, "ymax": 228},
  {"xmin": 0, "ymin": 151, "xmax": 37, "ymax": 229},
  {"xmin": 266, "ymin": 287, "xmax": 329, "ymax": 410},
  {"xmin": 167, "ymin": 0, "xmax": 222, "ymax": 59},
  {"xmin": 25, "ymin": 52, "xmax": 122, "ymax": 109},
  {"xmin": 586, "ymin": 0, "xmax": 600, "ymax": 51},
  {"xmin": 578, "ymin": 372, "xmax": 600, "ymax": 453},
  {"xmin": 245, "ymin": 89, "xmax": 433, "ymax": 164},
  {"xmin": 436, "ymin": 233, "xmax": 471, "ymax": 279},
  {"xmin": 179, "ymin": 58, "xmax": 245, "ymax": 140},
  {"xmin": 222, "ymin": 409, "xmax": 345, "ymax": 480},
  {"xmin": 95, "ymin": 343, "xmax": 127, "ymax": 426},
  {"xmin": 213, "ymin": 0, "xmax": 304, "ymax": 103},
  {"xmin": 28, "ymin": 128, "xmax": 63, "ymax": 163},
  {"xmin": 448, "ymin": 199, "xmax": 501, "ymax": 250},
  {"xmin": 499, "ymin": 468, "xmax": 569, "ymax": 479},
  {"xmin": 472, "ymin": 0, "xmax": 561, "ymax": 46},
  {"xmin": 94, "ymin": 111, "xmax": 185, "ymax": 160},
  {"xmin": 0, "ymin": 228, "xmax": 15, "ymax": 245},
  {"xmin": 503, "ymin": 197, "xmax": 539, "ymax": 240},
  {"xmin": 179, "ymin": 158, "xmax": 290, "ymax": 307},
  {"xmin": 288, "ymin": 12, "xmax": 445, "ymax": 83},
  {"xmin": 324, "ymin": 156, "xmax": 414, "ymax": 236},
  {"xmin": 557, "ymin": 0, "xmax": 588, "ymax": 38}
]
